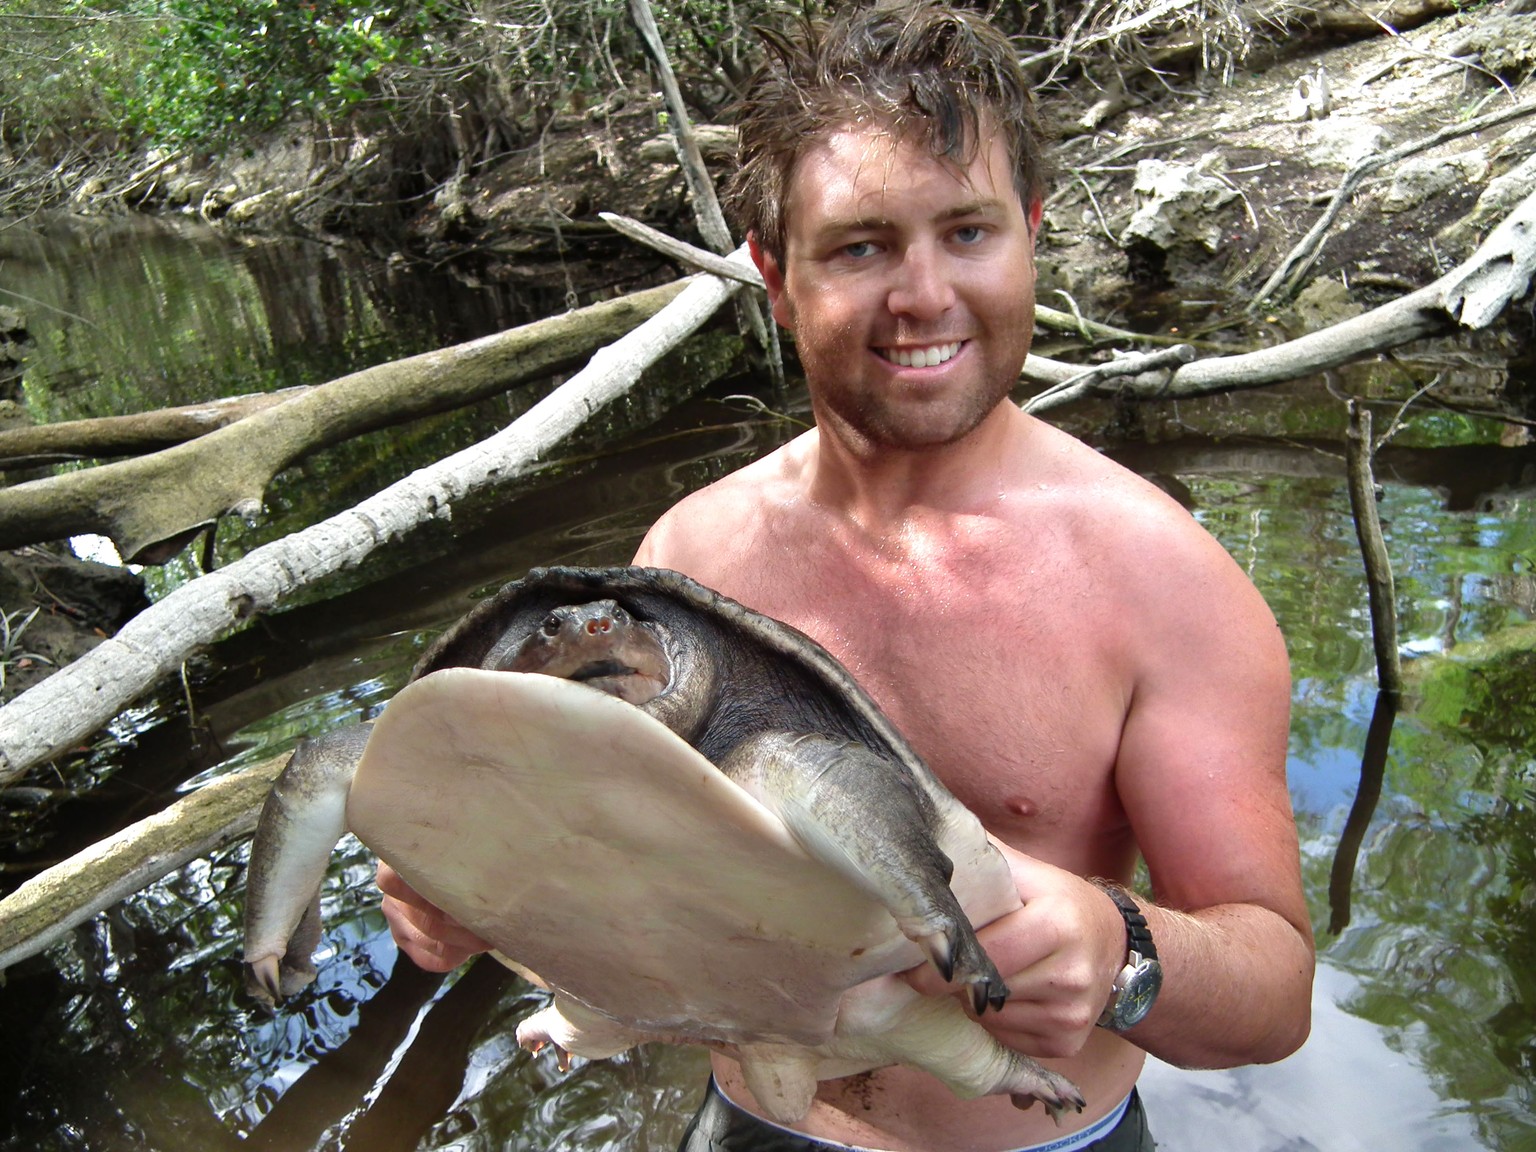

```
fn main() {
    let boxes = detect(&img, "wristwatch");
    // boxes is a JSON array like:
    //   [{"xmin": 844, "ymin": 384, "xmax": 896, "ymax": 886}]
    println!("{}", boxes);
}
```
[{"xmin": 1095, "ymin": 884, "xmax": 1163, "ymax": 1032}]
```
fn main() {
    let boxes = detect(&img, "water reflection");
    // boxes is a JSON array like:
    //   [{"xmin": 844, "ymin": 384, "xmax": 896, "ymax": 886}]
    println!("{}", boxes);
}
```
[
  {"xmin": 1327, "ymin": 689, "xmax": 1397, "ymax": 935},
  {"xmin": 0, "ymin": 213, "xmax": 576, "ymax": 418},
  {"xmin": 0, "ymin": 216, "xmax": 1533, "ymax": 1150}
]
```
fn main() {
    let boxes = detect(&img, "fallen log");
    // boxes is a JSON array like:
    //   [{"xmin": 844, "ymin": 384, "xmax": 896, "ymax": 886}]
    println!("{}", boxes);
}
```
[
  {"xmin": 0, "ymin": 259, "xmax": 748, "ymax": 787},
  {"xmin": 0, "ymin": 279, "xmax": 688, "ymax": 564},
  {"xmin": 0, "ymin": 753, "xmax": 287, "ymax": 973},
  {"xmin": 0, "ymin": 387, "xmax": 306, "ymax": 469},
  {"xmin": 1027, "ymin": 186, "xmax": 1536, "ymax": 412}
]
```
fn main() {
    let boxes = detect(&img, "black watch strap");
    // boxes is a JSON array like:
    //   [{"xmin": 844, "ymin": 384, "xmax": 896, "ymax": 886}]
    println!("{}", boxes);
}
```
[{"xmin": 1101, "ymin": 885, "xmax": 1157, "ymax": 961}]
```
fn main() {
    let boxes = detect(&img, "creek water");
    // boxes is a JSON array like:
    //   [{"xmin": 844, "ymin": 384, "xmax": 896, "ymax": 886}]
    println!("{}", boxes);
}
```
[{"xmin": 0, "ymin": 213, "xmax": 1532, "ymax": 1151}]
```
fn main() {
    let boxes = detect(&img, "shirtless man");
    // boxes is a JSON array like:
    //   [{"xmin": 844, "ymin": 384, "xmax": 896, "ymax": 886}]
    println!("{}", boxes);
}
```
[{"xmin": 379, "ymin": 4, "xmax": 1314, "ymax": 1149}]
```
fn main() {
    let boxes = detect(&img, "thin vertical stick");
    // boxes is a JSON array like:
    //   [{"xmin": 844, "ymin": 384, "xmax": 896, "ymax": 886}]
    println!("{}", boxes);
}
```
[
  {"xmin": 626, "ymin": 0, "xmax": 782, "ymax": 386},
  {"xmin": 1345, "ymin": 400, "xmax": 1402, "ymax": 697},
  {"xmin": 627, "ymin": 0, "xmax": 733, "ymax": 254}
]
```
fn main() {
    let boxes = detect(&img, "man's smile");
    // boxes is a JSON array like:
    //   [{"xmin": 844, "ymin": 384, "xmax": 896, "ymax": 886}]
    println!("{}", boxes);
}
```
[{"xmin": 876, "ymin": 341, "xmax": 964, "ymax": 368}]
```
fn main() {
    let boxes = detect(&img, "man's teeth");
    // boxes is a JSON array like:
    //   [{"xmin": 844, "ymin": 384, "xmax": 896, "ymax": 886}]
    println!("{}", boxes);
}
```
[{"xmin": 885, "ymin": 342, "xmax": 961, "ymax": 368}]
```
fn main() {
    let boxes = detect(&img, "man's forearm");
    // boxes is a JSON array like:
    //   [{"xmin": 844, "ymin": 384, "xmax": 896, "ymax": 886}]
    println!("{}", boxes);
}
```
[{"xmin": 1128, "ymin": 900, "xmax": 1313, "ymax": 1068}]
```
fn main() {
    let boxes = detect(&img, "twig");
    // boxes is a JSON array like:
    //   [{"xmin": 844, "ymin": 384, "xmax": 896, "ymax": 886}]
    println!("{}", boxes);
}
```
[
  {"xmin": 1345, "ymin": 400, "xmax": 1402, "ymax": 697},
  {"xmin": 600, "ymin": 213, "xmax": 763, "ymax": 288},
  {"xmin": 1023, "ymin": 344, "xmax": 1197, "ymax": 413},
  {"xmin": 600, "ymin": 213, "xmax": 1192, "ymax": 351},
  {"xmin": 1373, "ymin": 373, "xmax": 1443, "ymax": 446},
  {"xmin": 1252, "ymin": 99, "xmax": 1536, "ymax": 307}
]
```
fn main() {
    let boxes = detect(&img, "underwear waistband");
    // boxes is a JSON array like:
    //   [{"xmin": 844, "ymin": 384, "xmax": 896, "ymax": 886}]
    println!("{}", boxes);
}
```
[{"xmin": 709, "ymin": 1082, "xmax": 1136, "ymax": 1152}]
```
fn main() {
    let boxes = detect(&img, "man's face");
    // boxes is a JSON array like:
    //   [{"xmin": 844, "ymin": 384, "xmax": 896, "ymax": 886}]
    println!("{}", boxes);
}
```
[{"xmin": 752, "ymin": 123, "xmax": 1040, "ymax": 453}]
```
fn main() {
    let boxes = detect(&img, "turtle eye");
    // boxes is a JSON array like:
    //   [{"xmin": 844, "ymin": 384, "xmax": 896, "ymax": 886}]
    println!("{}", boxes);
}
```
[{"xmin": 541, "ymin": 613, "xmax": 562, "ymax": 637}]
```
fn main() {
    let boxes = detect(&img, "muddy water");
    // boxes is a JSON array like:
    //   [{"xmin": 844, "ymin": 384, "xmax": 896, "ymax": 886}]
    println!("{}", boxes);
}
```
[{"xmin": 0, "ymin": 215, "xmax": 1532, "ymax": 1151}]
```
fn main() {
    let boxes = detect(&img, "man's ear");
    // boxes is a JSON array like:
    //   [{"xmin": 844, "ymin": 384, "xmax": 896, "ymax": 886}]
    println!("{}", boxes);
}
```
[
  {"xmin": 1027, "ymin": 197, "xmax": 1043, "ymax": 239},
  {"xmin": 747, "ymin": 231, "xmax": 791, "ymax": 329}
]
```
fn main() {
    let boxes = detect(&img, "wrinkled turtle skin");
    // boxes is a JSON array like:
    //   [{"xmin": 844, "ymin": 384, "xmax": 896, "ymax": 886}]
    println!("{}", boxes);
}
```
[{"xmin": 243, "ymin": 565, "xmax": 1085, "ymax": 1121}]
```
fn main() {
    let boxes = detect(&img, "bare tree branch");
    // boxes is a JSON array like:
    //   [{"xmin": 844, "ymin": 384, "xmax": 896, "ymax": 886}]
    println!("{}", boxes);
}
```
[{"xmin": 1252, "ymin": 98, "xmax": 1536, "ymax": 307}]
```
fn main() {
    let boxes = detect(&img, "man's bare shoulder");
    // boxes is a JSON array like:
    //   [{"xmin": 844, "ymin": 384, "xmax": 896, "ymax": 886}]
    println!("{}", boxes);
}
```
[
  {"xmin": 1022, "ymin": 418, "xmax": 1210, "ymax": 545},
  {"xmin": 632, "ymin": 434, "xmax": 811, "ymax": 579},
  {"xmin": 1017, "ymin": 416, "xmax": 1279, "ymax": 631}
]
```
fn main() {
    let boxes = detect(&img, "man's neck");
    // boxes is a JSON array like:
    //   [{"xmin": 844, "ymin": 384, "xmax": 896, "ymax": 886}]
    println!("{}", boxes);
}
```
[{"xmin": 802, "ymin": 401, "xmax": 1031, "ymax": 530}]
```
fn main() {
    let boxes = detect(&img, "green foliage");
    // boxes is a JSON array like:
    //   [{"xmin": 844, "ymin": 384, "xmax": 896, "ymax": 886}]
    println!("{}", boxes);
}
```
[
  {"xmin": 119, "ymin": 0, "xmax": 450, "ymax": 144},
  {"xmin": 2, "ymin": 0, "xmax": 789, "ymax": 159},
  {"xmin": 0, "ymin": 1, "xmax": 154, "ymax": 151}
]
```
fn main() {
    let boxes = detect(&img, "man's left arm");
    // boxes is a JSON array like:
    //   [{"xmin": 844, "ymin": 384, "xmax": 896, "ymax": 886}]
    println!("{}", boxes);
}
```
[
  {"xmin": 1105, "ymin": 541, "xmax": 1313, "ymax": 1068},
  {"xmin": 1107, "ymin": 629, "xmax": 1314, "ymax": 1067},
  {"xmin": 914, "ymin": 536, "xmax": 1314, "ymax": 1069}
]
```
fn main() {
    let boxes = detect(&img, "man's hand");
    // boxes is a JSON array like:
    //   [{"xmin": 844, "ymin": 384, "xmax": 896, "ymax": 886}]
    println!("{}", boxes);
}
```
[
  {"xmin": 906, "ymin": 842, "xmax": 1128, "ymax": 1059},
  {"xmin": 376, "ymin": 861, "xmax": 492, "ymax": 972}
]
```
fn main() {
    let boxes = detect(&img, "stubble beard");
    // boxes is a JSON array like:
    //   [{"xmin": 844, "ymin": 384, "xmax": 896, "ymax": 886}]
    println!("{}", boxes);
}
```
[{"xmin": 811, "ymin": 374, "xmax": 1016, "ymax": 454}]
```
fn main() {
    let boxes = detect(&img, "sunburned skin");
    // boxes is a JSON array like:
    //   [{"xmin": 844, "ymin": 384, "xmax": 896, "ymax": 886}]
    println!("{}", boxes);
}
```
[{"xmin": 497, "ymin": 600, "xmax": 672, "ymax": 706}]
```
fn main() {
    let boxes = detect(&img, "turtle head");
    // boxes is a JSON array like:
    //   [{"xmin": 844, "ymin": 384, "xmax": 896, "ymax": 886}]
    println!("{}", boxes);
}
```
[{"xmin": 494, "ymin": 599, "xmax": 672, "ymax": 706}]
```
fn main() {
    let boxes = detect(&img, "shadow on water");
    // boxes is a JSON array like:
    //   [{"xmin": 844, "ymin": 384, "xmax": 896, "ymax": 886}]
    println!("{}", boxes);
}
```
[{"xmin": 1, "ymin": 215, "xmax": 1534, "ymax": 1150}]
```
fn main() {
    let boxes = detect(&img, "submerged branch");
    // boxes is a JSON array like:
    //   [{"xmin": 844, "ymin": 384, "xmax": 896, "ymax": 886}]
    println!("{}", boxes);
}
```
[
  {"xmin": 1347, "ymin": 401, "xmax": 1403, "ymax": 697},
  {"xmin": 0, "ymin": 753, "xmax": 288, "ymax": 973}
]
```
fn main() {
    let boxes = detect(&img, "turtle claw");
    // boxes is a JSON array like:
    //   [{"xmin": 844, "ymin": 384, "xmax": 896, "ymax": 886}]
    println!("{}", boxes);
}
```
[
  {"xmin": 247, "ymin": 956, "xmax": 283, "ymax": 1007},
  {"xmin": 920, "ymin": 925, "xmax": 1010, "ymax": 1016},
  {"xmin": 920, "ymin": 930, "xmax": 955, "ymax": 983},
  {"xmin": 970, "ymin": 977, "xmax": 1010, "ymax": 1017},
  {"xmin": 1010, "ymin": 1073, "xmax": 1087, "ymax": 1124},
  {"xmin": 519, "ymin": 1028, "xmax": 574, "ymax": 1073}
]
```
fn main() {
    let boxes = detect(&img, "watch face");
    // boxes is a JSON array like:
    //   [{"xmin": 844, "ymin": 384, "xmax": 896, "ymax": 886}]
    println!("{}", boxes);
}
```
[{"xmin": 1116, "ymin": 957, "xmax": 1163, "ymax": 1029}]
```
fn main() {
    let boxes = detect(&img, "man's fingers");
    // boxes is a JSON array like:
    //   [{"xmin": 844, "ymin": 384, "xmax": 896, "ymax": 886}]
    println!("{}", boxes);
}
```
[{"xmin": 375, "ymin": 861, "xmax": 491, "ymax": 970}]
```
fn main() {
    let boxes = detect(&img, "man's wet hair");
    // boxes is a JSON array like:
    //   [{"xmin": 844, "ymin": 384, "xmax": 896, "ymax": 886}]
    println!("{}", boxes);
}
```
[{"xmin": 726, "ymin": 0, "xmax": 1049, "ymax": 261}]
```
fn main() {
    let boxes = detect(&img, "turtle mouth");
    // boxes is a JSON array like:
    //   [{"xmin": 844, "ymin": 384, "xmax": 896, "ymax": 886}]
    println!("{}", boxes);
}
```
[{"xmin": 569, "ymin": 660, "xmax": 638, "ymax": 682}]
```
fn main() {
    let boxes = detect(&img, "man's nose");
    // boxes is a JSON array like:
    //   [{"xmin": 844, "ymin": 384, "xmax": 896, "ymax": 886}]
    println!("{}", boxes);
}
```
[{"xmin": 886, "ymin": 244, "xmax": 956, "ymax": 319}]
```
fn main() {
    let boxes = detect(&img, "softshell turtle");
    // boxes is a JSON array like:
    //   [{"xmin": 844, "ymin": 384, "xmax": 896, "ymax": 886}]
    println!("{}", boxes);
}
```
[{"xmin": 243, "ymin": 565, "xmax": 1085, "ymax": 1123}]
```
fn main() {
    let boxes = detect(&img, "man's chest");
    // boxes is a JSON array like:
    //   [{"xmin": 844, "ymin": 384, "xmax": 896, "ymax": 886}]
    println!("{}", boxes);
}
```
[{"xmin": 714, "ymin": 554, "xmax": 1131, "ymax": 851}]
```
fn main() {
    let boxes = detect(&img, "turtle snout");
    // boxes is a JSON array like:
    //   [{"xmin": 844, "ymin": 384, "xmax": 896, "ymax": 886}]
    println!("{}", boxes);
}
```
[{"xmin": 584, "ymin": 606, "xmax": 631, "ymax": 635}]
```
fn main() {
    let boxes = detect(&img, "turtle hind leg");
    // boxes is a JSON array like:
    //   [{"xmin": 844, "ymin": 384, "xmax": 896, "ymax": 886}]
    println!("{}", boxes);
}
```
[
  {"xmin": 719, "ymin": 732, "xmax": 1009, "ymax": 1015},
  {"xmin": 833, "ymin": 980, "xmax": 1086, "ymax": 1120}
]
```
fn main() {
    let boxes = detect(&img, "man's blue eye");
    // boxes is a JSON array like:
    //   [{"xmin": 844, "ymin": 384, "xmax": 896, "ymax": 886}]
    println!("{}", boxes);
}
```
[
  {"xmin": 844, "ymin": 241, "xmax": 876, "ymax": 258},
  {"xmin": 954, "ymin": 226, "xmax": 984, "ymax": 244}
]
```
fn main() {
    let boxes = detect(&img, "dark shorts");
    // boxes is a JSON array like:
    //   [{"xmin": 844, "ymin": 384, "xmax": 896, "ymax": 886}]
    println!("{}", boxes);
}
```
[{"xmin": 677, "ymin": 1078, "xmax": 1155, "ymax": 1152}]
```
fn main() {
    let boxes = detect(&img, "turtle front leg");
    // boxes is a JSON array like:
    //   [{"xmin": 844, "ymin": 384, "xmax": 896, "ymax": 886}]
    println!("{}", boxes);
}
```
[
  {"xmin": 243, "ymin": 723, "xmax": 372, "ymax": 1003},
  {"xmin": 719, "ymin": 732, "xmax": 1009, "ymax": 1015}
]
